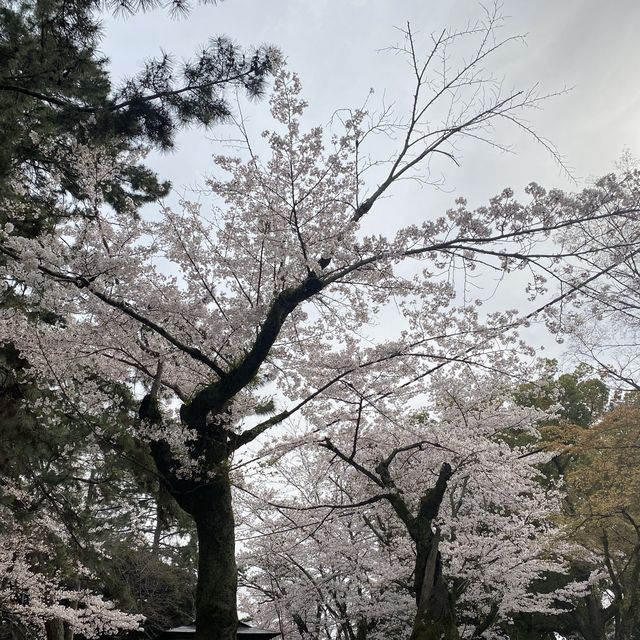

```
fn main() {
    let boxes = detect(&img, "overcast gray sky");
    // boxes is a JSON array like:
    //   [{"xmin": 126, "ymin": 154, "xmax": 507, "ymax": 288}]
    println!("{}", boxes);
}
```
[{"xmin": 101, "ymin": 0, "xmax": 640, "ymax": 204}]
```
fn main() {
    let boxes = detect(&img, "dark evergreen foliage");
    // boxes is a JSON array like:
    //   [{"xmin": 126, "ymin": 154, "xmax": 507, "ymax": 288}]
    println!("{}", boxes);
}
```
[{"xmin": 0, "ymin": 0, "xmax": 275, "ymax": 232}]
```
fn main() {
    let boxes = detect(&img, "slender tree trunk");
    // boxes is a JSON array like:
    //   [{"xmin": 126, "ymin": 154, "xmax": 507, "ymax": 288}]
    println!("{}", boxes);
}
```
[
  {"xmin": 152, "ymin": 484, "xmax": 164, "ymax": 556},
  {"xmin": 152, "ymin": 506, "xmax": 163, "ymax": 555}
]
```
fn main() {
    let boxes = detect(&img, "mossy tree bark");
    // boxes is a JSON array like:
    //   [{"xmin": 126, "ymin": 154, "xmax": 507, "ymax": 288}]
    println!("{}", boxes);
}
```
[{"xmin": 191, "ymin": 476, "xmax": 237, "ymax": 640}]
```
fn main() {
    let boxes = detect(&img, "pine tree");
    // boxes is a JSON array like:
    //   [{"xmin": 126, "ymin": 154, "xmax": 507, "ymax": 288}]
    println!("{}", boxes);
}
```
[{"xmin": 0, "ymin": 0, "xmax": 275, "ymax": 234}]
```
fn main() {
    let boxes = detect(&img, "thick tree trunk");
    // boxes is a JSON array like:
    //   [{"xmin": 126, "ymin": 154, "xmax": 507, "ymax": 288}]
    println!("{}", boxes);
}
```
[
  {"xmin": 189, "ymin": 473, "xmax": 238, "ymax": 640},
  {"xmin": 45, "ymin": 619, "xmax": 74, "ymax": 640},
  {"xmin": 45, "ymin": 619, "xmax": 64, "ymax": 640},
  {"xmin": 146, "ymin": 393, "xmax": 238, "ymax": 640},
  {"xmin": 403, "ymin": 463, "xmax": 458, "ymax": 640},
  {"xmin": 615, "ymin": 604, "xmax": 640, "ymax": 640},
  {"xmin": 568, "ymin": 593, "xmax": 608, "ymax": 640},
  {"xmin": 355, "ymin": 618, "xmax": 370, "ymax": 640},
  {"xmin": 614, "ymin": 544, "xmax": 640, "ymax": 640},
  {"xmin": 153, "ymin": 457, "xmax": 237, "ymax": 640}
]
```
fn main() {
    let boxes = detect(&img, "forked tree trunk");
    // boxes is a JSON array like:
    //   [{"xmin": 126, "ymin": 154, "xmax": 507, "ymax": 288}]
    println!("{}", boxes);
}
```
[
  {"xmin": 409, "ymin": 533, "xmax": 459, "ymax": 640},
  {"xmin": 403, "ymin": 463, "xmax": 458, "ymax": 640}
]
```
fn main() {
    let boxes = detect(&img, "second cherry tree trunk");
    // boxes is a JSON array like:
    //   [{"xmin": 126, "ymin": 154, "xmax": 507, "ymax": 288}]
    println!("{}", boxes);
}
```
[{"xmin": 409, "ymin": 531, "xmax": 459, "ymax": 640}]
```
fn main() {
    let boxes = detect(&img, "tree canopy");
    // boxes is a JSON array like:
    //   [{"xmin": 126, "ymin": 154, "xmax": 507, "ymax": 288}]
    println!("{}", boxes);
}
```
[{"xmin": 2, "ymin": 5, "xmax": 640, "ymax": 640}]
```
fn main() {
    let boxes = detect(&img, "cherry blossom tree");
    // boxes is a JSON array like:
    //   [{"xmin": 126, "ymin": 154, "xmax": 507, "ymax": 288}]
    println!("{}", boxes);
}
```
[
  {"xmin": 2, "ymin": 12, "xmax": 640, "ymax": 640},
  {"xmin": 542, "ymin": 157, "xmax": 640, "ymax": 390},
  {"xmin": 0, "ymin": 480, "xmax": 144, "ymax": 639},
  {"xmin": 237, "ymin": 369, "xmax": 588, "ymax": 640},
  {"xmin": 236, "ymin": 445, "xmax": 416, "ymax": 640}
]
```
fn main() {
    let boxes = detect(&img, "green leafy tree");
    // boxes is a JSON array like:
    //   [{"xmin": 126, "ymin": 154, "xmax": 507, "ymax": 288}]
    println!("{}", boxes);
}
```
[
  {"xmin": 507, "ymin": 364, "xmax": 612, "ymax": 640},
  {"xmin": 514, "ymin": 361, "xmax": 609, "ymax": 429},
  {"xmin": 562, "ymin": 402, "xmax": 640, "ymax": 640},
  {"xmin": 510, "ymin": 401, "xmax": 640, "ymax": 640}
]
